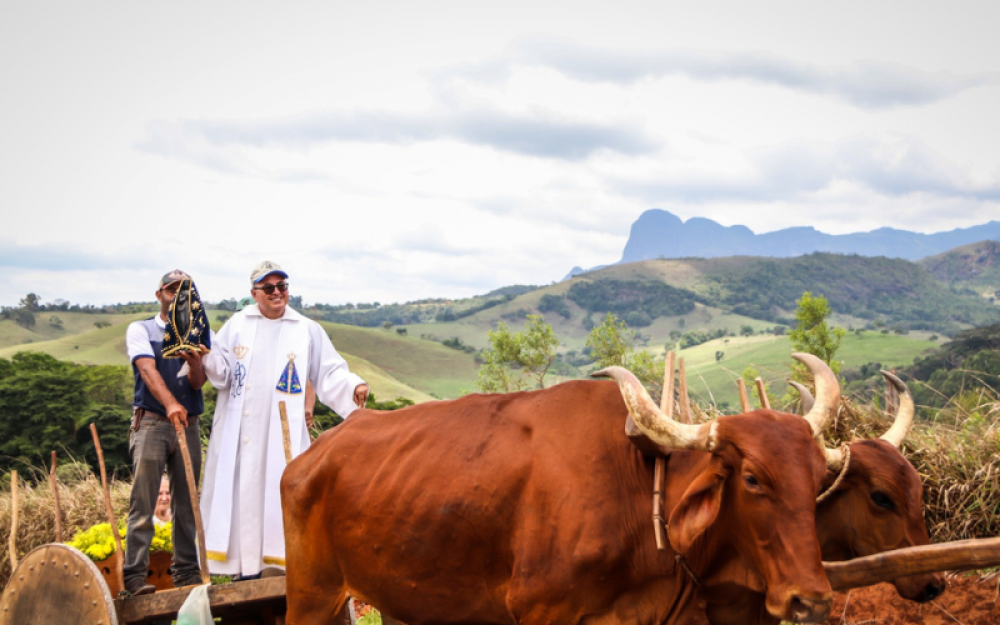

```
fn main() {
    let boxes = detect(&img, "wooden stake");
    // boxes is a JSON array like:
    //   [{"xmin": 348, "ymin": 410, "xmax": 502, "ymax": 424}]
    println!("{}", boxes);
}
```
[
  {"xmin": 754, "ymin": 377, "xmax": 771, "ymax": 410},
  {"xmin": 736, "ymin": 378, "xmax": 751, "ymax": 412},
  {"xmin": 677, "ymin": 357, "xmax": 692, "ymax": 425},
  {"xmin": 8, "ymin": 471, "xmax": 18, "ymax": 570},
  {"xmin": 170, "ymin": 417, "xmax": 211, "ymax": 585},
  {"xmin": 90, "ymin": 424, "xmax": 125, "ymax": 594},
  {"xmin": 50, "ymin": 451, "xmax": 63, "ymax": 543},
  {"xmin": 652, "ymin": 351, "xmax": 677, "ymax": 552},
  {"xmin": 661, "ymin": 351, "xmax": 676, "ymax": 415},
  {"xmin": 278, "ymin": 401, "xmax": 293, "ymax": 464}
]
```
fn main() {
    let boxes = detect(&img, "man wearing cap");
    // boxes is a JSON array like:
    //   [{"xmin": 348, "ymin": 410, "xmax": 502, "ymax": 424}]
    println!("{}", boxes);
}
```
[
  {"xmin": 123, "ymin": 270, "xmax": 211, "ymax": 595},
  {"xmin": 201, "ymin": 261, "xmax": 368, "ymax": 579}
]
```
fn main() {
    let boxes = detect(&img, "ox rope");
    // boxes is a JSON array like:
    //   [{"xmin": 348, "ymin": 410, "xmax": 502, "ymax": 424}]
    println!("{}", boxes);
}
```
[
  {"xmin": 675, "ymin": 554, "xmax": 701, "ymax": 588},
  {"xmin": 654, "ymin": 454, "xmax": 702, "ymax": 588},
  {"xmin": 815, "ymin": 444, "xmax": 851, "ymax": 504}
]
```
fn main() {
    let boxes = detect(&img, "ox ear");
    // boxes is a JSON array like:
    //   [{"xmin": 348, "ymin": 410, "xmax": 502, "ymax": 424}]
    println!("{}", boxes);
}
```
[{"xmin": 667, "ymin": 466, "xmax": 726, "ymax": 554}]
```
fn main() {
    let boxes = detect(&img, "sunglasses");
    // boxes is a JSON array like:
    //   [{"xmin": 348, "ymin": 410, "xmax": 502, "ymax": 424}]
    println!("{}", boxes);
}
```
[{"xmin": 253, "ymin": 282, "xmax": 289, "ymax": 295}]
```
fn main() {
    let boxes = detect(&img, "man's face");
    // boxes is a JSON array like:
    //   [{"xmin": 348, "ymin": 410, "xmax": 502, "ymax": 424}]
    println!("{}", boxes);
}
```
[
  {"xmin": 156, "ymin": 282, "xmax": 180, "ymax": 316},
  {"xmin": 252, "ymin": 274, "xmax": 289, "ymax": 319}
]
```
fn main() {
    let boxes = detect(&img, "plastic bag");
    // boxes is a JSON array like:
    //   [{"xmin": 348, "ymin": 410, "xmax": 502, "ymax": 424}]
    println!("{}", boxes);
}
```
[{"xmin": 176, "ymin": 583, "xmax": 213, "ymax": 625}]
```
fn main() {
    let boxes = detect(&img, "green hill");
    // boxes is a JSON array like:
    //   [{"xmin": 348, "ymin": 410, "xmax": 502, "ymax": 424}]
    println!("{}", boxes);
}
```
[
  {"xmin": 676, "ymin": 331, "xmax": 938, "ymax": 410},
  {"xmin": 0, "ymin": 312, "xmax": 460, "ymax": 402},
  {"xmin": 919, "ymin": 240, "xmax": 1000, "ymax": 300}
]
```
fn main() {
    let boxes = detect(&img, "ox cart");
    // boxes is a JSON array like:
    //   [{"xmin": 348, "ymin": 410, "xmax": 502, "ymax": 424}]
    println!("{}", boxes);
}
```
[
  {"xmin": 5, "ymin": 536, "xmax": 1000, "ymax": 625},
  {"xmin": 0, "ymin": 543, "xmax": 290, "ymax": 625}
]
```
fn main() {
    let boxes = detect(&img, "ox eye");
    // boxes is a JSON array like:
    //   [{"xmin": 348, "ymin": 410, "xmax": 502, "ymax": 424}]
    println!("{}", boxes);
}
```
[
  {"xmin": 743, "ymin": 474, "xmax": 762, "ymax": 492},
  {"xmin": 871, "ymin": 491, "xmax": 896, "ymax": 510}
]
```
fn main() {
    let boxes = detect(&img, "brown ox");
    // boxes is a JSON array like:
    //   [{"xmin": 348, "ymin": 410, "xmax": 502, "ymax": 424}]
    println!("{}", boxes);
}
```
[
  {"xmin": 281, "ymin": 354, "xmax": 838, "ymax": 624},
  {"xmin": 703, "ymin": 372, "xmax": 945, "ymax": 625}
]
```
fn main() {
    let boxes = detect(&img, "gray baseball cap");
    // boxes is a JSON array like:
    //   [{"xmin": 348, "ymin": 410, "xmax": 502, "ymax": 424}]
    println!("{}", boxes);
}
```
[{"xmin": 250, "ymin": 260, "xmax": 289, "ymax": 283}]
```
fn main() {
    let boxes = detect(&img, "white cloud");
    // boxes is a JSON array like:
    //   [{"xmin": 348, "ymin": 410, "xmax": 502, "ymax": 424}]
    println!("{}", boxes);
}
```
[{"xmin": 2, "ymin": 1, "xmax": 999, "ymax": 308}]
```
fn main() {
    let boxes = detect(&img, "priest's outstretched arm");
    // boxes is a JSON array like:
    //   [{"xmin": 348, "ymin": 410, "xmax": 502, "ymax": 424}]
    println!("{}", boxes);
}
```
[{"xmin": 307, "ymin": 322, "xmax": 367, "ymax": 418}]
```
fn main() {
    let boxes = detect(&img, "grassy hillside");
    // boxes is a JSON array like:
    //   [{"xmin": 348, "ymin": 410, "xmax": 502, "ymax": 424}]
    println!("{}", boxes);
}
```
[
  {"xmin": 649, "ymin": 331, "xmax": 938, "ymax": 410},
  {"xmin": 0, "ymin": 312, "xmax": 460, "ymax": 402},
  {"xmin": 919, "ymin": 240, "xmax": 1000, "ymax": 299},
  {"xmin": 317, "ymin": 321, "xmax": 479, "ymax": 399}
]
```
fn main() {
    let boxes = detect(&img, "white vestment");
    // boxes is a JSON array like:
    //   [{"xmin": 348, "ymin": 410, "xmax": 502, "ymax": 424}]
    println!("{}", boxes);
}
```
[{"xmin": 201, "ymin": 304, "xmax": 364, "ymax": 576}]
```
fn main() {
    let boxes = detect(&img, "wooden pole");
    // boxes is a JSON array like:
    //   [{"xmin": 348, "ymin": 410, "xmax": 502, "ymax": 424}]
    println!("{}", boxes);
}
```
[
  {"xmin": 661, "ymin": 352, "xmax": 676, "ymax": 415},
  {"xmin": 8, "ymin": 471, "xmax": 18, "ymax": 570},
  {"xmin": 754, "ymin": 377, "xmax": 771, "ymax": 410},
  {"xmin": 677, "ymin": 357, "xmax": 692, "ymax": 424},
  {"xmin": 90, "ymin": 424, "xmax": 125, "ymax": 594},
  {"xmin": 651, "ymin": 352, "xmax": 676, "ymax": 552},
  {"xmin": 50, "ymin": 451, "xmax": 63, "ymax": 543},
  {"xmin": 736, "ymin": 378, "xmax": 751, "ymax": 412},
  {"xmin": 170, "ymin": 417, "xmax": 211, "ymax": 585},
  {"xmin": 825, "ymin": 535, "xmax": 1000, "ymax": 592},
  {"xmin": 278, "ymin": 401, "xmax": 293, "ymax": 464}
]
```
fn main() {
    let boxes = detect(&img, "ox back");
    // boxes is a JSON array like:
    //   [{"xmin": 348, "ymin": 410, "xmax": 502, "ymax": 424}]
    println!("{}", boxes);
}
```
[{"xmin": 281, "ymin": 380, "xmax": 832, "ymax": 625}]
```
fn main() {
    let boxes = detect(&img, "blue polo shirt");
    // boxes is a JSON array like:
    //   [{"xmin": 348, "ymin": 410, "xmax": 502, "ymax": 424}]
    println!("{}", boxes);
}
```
[{"xmin": 126, "ymin": 316, "xmax": 209, "ymax": 416}]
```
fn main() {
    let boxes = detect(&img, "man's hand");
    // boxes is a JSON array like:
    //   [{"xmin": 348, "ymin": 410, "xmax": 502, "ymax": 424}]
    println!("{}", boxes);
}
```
[
  {"xmin": 166, "ymin": 401, "xmax": 190, "ymax": 429},
  {"xmin": 178, "ymin": 344, "xmax": 207, "ymax": 367},
  {"xmin": 354, "ymin": 384, "xmax": 370, "ymax": 408},
  {"xmin": 304, "ymin": 408, "xmax": 314, "ymax": 430},
  {"xmin": 179, "ymin": 345, "xmax": 209, "ymax": 390}
]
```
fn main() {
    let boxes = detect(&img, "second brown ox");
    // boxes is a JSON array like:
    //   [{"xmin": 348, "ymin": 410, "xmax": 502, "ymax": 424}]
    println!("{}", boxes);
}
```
[{"xmin": 281, "ymin": 354, "xmax": 840, "ymax": 624}]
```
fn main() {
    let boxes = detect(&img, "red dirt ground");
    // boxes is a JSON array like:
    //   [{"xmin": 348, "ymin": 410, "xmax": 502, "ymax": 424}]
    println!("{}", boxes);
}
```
[{"xmin": 829, "ymin": 576, "xmax": 999, "ymax": 624}]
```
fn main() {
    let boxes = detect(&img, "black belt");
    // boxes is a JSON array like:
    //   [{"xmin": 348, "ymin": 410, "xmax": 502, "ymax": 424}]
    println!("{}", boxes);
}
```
[{"xmin": 132, "ymin": 408, "xmax": 200, "ymax": 431}]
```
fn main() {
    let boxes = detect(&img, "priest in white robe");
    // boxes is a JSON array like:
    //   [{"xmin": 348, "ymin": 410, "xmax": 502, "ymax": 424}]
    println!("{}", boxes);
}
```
[{"xmin": 201, "ymin": 260, "xmax": 368, "ymax": 578}]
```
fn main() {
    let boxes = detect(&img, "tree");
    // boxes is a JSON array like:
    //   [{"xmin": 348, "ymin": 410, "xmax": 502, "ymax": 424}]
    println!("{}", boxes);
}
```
[
  {"xmin": 19, "ymin": 293, "xmax": 41, "ymax": 311},
  {"xmin": 585, "ymin": 313, "xmax": 665, "ymax": 398},
  {"xmin": 0, "ymin": 353, "xmax": 132, "ymax": 476},
  {"xmin": 13, "ymin": 308, "xmax": 35, "ymax": 329},
  {"xmin": 49, "ymin": 315, "xmax": 64, "ymax": 329},
  {"xmin": 788, "ymin": 291, "xmax": 846, "ymax": 379},
  {"xmin": 475, "ymin": 315, "xmax": 559, "ymax": 392},
  {"xmin": 715, "ymin": 350, "xmax": 725, "ymax": 362}
]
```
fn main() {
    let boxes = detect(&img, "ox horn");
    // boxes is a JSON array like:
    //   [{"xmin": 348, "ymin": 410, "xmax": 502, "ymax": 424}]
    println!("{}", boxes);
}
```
[
  {"xmin": 791, "ymin": 377, "xmax": 845, "ymax": 470},
  {"xmin": 879, "ymin": 371, "xmax": 914, "ymax": 449},
  {"xmin": 791, "ymin": 353, "xmax": 841, "ymax": 438},
  {"xmin": 789, "ymin": 380, "xmax": 815, "ymax": 415},
  {"xmin": 592, "ymin": 366, "xmax": 715, "ymax": 451}
]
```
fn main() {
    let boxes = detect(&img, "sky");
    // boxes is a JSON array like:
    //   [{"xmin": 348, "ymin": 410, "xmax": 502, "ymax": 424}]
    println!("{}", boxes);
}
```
[{"xmin": 2, "ymin": 1, "xmax": 999, "ymax": 308}]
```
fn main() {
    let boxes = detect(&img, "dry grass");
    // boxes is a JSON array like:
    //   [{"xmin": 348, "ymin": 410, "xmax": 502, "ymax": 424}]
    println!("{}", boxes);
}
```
[{"xmin": 1, "ymin": 461, "xmax": 130, "ymax": 588}]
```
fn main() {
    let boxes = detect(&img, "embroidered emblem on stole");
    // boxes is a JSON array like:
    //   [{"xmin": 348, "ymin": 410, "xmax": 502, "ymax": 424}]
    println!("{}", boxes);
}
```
[
  {"xmin": 276, "ymin": 353, "xmax": 303, "ymax": 394},
  {"xmin": 231, "ymin": 344, "xmax": 249, "ymax": 399}
]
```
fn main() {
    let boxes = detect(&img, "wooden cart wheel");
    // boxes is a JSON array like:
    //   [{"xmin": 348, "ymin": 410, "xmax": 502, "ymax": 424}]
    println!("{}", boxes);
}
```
[{"xmin": 0, "ymin": 543, "xmax": 117, "ymax": 625}]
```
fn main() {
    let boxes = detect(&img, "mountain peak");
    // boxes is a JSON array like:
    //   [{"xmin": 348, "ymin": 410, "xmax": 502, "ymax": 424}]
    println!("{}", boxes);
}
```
[{"xmin": 617, "ymin": 211, "xmax": 1000, "ymax": 263}]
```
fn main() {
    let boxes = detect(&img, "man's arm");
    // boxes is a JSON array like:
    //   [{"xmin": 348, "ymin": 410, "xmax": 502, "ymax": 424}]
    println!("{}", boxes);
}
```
[
  {"xmin": 134, "ymin": 357, "xmax": 190, "ymax": 428},
  {"xmin": 179, "ymin": 346, "xmax": 208, "ymax": 390},
  {"xmin": 308, "ymin": 322, "xmax": 367, "ymax": 418}
]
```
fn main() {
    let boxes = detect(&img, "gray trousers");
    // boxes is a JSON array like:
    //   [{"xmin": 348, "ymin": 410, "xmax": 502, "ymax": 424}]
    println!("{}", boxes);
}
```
[{"xmin": 124, "ymin": 414, "xmax": 202, "ymax": 586}]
